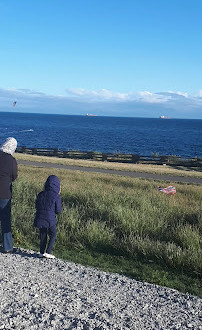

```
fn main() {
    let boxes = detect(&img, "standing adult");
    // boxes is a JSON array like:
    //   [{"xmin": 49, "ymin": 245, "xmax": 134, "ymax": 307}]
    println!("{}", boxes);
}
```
[{"xmin": 0, "ymin": 137, "xmax": 18, "ymax": 253}]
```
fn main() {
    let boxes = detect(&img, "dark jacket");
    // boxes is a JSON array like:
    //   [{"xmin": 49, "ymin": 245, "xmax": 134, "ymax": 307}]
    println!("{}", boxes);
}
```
[
  {"xmin": 34, "ymin": 175, "xmax": 62, "ymax": 229},
  {"xmin": 0, "ymin": 151, "xmax": 18, "ymax": 199}
]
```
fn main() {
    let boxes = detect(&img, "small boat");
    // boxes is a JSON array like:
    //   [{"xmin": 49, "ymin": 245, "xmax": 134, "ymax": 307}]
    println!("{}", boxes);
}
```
[
  {"xmin": 160, "ymin": 116, "xmax": 171, "ymax": 119},
  {"xmin": 86, "ymin": 113, "xmax": 98, "ymax": 117}
]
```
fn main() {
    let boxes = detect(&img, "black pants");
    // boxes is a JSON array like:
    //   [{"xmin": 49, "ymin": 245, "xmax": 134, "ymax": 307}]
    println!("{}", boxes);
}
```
[
  {"xmin": 39, "ymin": 225, "xmax": 56, "ymax": 254},
  {"xmin": 0, "ymin": 199, "xmax": 13, "ymax": 251}
]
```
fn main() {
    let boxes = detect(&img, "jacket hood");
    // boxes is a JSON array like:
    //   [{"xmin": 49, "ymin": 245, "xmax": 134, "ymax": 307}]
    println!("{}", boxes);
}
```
[
  {"xmin": 45, "ymin": 175, "xmax": 60, "ymax": 194},
  {"xmin": 0, "ymin": 137, "xmax": 17, "ymax": 155}
]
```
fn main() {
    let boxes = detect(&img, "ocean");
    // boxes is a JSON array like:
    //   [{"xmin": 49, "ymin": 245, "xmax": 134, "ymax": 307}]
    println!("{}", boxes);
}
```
[{"xmin": 0, "ymin": 112, "xmax": 201, "ymax": 157}]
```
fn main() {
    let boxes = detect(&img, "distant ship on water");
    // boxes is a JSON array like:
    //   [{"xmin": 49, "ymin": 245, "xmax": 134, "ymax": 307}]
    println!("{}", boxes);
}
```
[
  {"xmin": 160, "ymin": 115, "xmax": 172, "ymax": 119},
  {"xmin": 86, "ymin": 113, "xmax": 98, "ymax": 117}
]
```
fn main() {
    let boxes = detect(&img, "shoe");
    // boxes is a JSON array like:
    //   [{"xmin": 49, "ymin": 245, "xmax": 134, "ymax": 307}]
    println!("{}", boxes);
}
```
[
  {"xmin": 4, "ymin": 248, "xmax": 17, "ymax": 254},
  {"xmin": 4, "ymin": 250, "xmax": 13, "ymax": 254},
  {"xmin": 43, "ymin": 253, "xmax": 55, "ymax": 259},
  {"xmin": 38, "ymin": 253, "xmax": 44, "ymax": 258}
]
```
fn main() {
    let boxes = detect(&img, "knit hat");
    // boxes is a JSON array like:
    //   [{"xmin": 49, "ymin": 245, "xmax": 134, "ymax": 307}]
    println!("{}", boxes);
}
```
[{"xmin": 0, "ymin": 137, "xmax": 17, "ymax": 155}]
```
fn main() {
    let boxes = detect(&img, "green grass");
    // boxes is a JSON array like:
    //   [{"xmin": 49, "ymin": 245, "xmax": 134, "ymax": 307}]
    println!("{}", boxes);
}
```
[
  {"xmin": 15, "ymin": 152, "xmax": 202, "ymax": 178},
  {"xmin": 10, "ymin": 165, "xmax": 202, "ymax": 296}
]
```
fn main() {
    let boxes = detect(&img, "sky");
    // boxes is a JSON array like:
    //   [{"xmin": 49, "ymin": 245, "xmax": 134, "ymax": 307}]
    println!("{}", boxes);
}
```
[{"xmin": 0, "ymin": 0, "xmax": 202, "ymax": 118}]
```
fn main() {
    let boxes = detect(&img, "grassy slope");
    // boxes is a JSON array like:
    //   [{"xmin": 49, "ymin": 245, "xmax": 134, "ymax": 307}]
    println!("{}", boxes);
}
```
[
  {"xmin": 15, "ymin": 152, "xmax": 202, "ymax": 178},
  {"xmin": 10, "ymin": 162, "xmax": 202, "ymax": 297}
]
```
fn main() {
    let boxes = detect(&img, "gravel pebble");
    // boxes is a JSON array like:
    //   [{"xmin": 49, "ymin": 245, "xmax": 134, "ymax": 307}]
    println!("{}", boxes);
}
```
[{"xmin": 0, "ymin": 248, "xmax": 201, "ymax": 329}]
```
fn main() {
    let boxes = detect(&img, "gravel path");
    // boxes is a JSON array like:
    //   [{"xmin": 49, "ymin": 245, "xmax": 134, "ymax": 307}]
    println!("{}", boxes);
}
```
[{"xmin": 0, "ymin": 249, "xmax": 201, "ymax": 329}]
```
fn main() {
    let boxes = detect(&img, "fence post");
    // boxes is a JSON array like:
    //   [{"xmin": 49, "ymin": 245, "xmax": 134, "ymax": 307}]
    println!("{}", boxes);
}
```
[
  {"xmin": 53, "ymin": 148, "xmax": 58, "ymax": 157},
  {"xmin": 87, "ymin": 151, "xmax": 94, "ymax": 159},
  {"xmin": 32, "ymin": 148, "xmax": 37, "ymax": 155},
  {"xmin": 102, "ymin": 153, "xmax": 108, "ymax": 161},
  {"xmin": 21, "ymin": 146, "xmax": 26, "ymax": 153},
  {"xmin": 160, "ymin": 156, "xmax": 168, "ymax": 164},
  {"xmin": 132, "ymin": 154, "xmax": 140, "ymax": 163}
]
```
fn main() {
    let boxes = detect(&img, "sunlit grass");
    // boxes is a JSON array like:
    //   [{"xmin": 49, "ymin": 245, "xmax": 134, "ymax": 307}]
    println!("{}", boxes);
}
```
[
  {"xmin": 10, "ymin": 164, "xmax": 202, "ymax": 296},
  {"xmin": 15, "ymin": 152, "xmax": 202, "ymax": 178}
]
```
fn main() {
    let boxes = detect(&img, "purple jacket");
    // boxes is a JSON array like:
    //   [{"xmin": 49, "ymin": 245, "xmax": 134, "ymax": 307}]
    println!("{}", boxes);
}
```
[{"xmin": 34, "ymin": 175, "xmax": 62, "ymax": 228}]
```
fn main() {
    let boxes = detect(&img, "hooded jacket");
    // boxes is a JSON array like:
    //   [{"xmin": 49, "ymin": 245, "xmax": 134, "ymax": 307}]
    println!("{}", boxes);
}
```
[
  {"xmin": 0, "ymin": 137, "xmax": 18, "ymax": 199},
  {"xmin": 34, "ymin": 175, "xmax": 62, "ymax": 228}
]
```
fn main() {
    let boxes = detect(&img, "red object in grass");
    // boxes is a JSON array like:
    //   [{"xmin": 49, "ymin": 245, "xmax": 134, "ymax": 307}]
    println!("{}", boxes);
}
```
[{"xmin": 158, "ymin": 186, "xmax": 176, "ymax": 195}]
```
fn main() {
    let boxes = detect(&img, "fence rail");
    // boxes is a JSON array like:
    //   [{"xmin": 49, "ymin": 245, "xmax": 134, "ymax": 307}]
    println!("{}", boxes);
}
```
[{"xmin": 16, "ymin": 146, "xmax": 202, "ymax": 168}]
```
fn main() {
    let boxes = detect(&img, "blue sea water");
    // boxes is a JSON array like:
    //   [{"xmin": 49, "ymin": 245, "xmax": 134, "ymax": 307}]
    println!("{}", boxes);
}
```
[{"xmin": 0, "ymin": 112, "xmax": 201, "ymax": 157}]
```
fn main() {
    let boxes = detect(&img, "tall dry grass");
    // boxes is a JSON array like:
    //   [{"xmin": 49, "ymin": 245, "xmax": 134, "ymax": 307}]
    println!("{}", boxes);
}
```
[{"xmin": 11, "ymin": 165, "xmax": 202, "ymax": 279}]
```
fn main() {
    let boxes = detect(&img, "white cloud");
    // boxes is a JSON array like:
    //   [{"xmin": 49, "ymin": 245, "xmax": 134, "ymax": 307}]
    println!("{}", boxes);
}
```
[
  {"xmin": 0, "ymin": 87, "xmax": 202, "ymax": 118},
  {"xmin": 5, "ymin": 87, "xmax": 189, "ymax": 105},
  {"xmin": 0, "ymin": 88, "xmax": 47, "ymax": 101},
  {"xmin": 65, "ymin": 88, "xmax": 170, "ymax": 103},
  {"xmin": 135, "ymin": 91, "xmax": 170, "ymax": 103},
  {"xmin": 198, "ymin": 90, "xmax": 202, "ymax": 97},
  {"xmin": 168, "ymin": 90, "xmax": 188, "ymax": 98},
  {"xmin": 65, "ymin": 88, "xmax": 129, "ymax": 101}
]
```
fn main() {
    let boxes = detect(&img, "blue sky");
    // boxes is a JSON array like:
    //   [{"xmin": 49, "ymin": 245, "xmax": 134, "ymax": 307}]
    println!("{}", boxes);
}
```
[{"xmin": 0, "ymin": 0, "xmax": 202, "ymax": 118}]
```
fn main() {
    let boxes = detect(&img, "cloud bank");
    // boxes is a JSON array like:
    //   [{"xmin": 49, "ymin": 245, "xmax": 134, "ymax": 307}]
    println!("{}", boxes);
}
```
[{"xmin": 0, "ymin": 87, "xmax": 202, "ymax": 119}]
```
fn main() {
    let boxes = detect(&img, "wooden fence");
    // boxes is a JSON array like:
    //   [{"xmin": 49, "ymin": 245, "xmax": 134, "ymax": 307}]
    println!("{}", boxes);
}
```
[{"xmin": 16, "ymin": 146, "xmax": 202, "ymax": 168}]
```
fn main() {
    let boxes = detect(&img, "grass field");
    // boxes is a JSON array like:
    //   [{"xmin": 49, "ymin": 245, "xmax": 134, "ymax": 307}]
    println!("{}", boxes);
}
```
[
  {"xmin": 15, "ymin": 152, "xmax": 202, "ymax": 178},
  {"xmin": 9, "ymin": 161, "xmax": 202, "ymax": 296}
]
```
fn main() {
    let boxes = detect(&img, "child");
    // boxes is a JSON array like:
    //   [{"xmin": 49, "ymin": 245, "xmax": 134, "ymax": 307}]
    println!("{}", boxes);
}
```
[{"xmin": 34, "ymin": 175, "xmax": 62, "ymax": 259}]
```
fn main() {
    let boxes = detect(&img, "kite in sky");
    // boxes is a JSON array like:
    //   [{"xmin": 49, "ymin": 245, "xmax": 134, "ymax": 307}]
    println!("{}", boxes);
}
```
[{"xmin": 13, "ymin": 101, "xmax": 17, "ymax": 108}]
